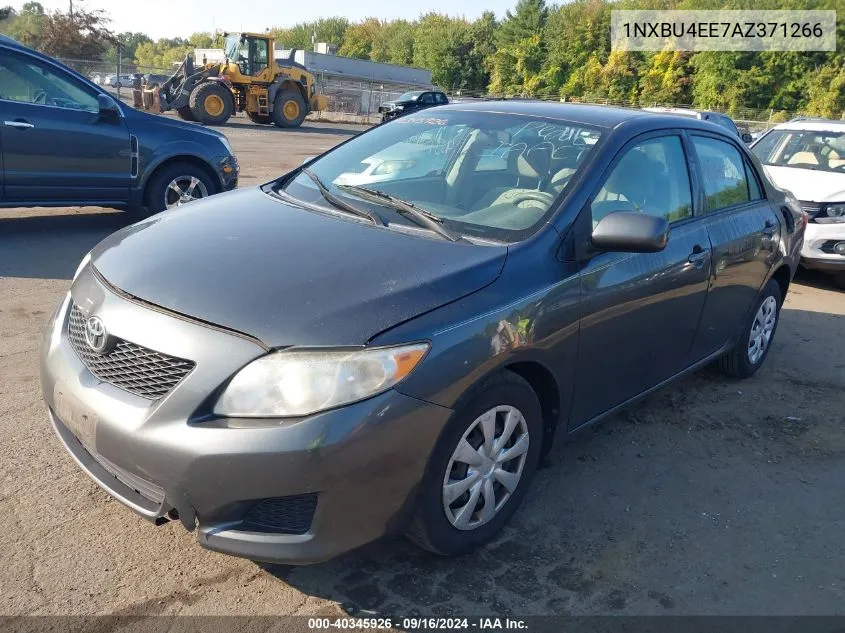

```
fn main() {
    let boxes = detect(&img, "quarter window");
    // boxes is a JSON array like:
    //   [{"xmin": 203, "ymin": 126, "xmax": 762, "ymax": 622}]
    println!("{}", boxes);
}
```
[
  {"xmin": 591, "ymin": 135, "xmax": 692, "ymax": 226},
  {"xmin": 692, "ymin": 136, "xmax": 751, "ymax": 212},
  {"xmin": 0, "ymin": 50, "xmax": 98, "ymax": 112}
]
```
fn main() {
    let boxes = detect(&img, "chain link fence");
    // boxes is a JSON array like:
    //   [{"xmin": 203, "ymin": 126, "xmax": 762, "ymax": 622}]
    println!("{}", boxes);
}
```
[{"xmin": 55, "ymin": 57, "xmax": 842, "ymax": 130}]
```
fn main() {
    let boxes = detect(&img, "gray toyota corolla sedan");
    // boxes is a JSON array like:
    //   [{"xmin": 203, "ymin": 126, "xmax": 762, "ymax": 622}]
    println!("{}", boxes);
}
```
[{"xmin": 41, "ymin": 102, "xmax": 805, "ymax": 564}]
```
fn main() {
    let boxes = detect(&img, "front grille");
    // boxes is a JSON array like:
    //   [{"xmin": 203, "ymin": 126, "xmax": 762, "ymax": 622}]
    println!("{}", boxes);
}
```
[
  {"xmin": 67, "ymin": 303, "xmax": 195, "ymax": 400},
  {"xmin": 243, "ymin": 494, "xmax": 318, "ymax": 534}
]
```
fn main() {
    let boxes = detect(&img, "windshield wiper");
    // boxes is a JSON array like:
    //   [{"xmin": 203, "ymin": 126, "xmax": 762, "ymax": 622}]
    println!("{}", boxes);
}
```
[
  {"xmin": 337, "ymin": 185, "xmax": 463, "ymax": 242},
  {"xmin": 301, "ymin": 169, "xmax": 384, "ymax": 226}
]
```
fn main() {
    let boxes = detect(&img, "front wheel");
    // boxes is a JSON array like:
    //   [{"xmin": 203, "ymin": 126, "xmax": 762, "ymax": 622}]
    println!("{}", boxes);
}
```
[
  {"xmin": 272, "ymin": 88, "xmax": 307, "ymax": 128},
  {"xmin": 718, "ymin": 278, "xmax": 783, "ymax": 378},
  {"xmin": 189, "ymin": 82, "xmax": 233, "ymax": 125},
  {"xmin": 407, "ymin": 371, "xmax": 543, "ymax": 556},
  {"xmin": 144, "ymin": 162, "xmax": 217, "ymax": 215}
]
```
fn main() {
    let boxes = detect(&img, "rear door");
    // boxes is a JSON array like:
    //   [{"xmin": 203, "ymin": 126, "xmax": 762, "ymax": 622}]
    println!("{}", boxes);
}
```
[
  {"xmin": 571, "ymin": 132, "xmax": 712, "ymax": 427},
  {"xmin": 687, "ymin": 133, "xmax": 780, "ymax": 360},
  {"xmin": 0, "ymin": 47, "xmax": 130, "ymax": 205}
]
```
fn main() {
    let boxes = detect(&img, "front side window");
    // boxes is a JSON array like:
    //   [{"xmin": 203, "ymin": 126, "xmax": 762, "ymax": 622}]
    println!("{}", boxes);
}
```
[
  {"xmin": 591, "ymin": 135, "xmax": 692, "ymax": 226},
  {"xmin": 692, "ymin": 136, "xmax": 751, "ymax": 212},
  {"xmin": 0, "ymin": 50, "xmax": 98, "ymax": 112},
  {"xmin": 751, "ymin": 129, "xmax": 845, "ymax": 174},
  {"xmin": 420, "ymin": 93, "xmax": 436, "ymax": 105},
  {"xmin": 275, "ymin": 111, "xmax": 603, "ymax": 241}
]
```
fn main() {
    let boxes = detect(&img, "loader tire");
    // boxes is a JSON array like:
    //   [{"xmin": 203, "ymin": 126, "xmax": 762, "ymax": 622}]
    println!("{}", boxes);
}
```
[
  {"xmin": 175, "ymin": 106, "xmax": 196, "ymax": 122},
  {"xmin": 272, "ymin": 88, "xmax": 307, "ymax": 128},
  {"xmin": 189, "ymin": 82, "xmax": 233, "ymax": 125},
  {"xmin": 246, "ymin": 111, "xmax": 271, "ymax": 125}
]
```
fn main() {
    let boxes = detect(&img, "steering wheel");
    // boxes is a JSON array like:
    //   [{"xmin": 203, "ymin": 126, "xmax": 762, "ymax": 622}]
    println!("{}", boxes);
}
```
[
  {"xmin": 33, "ymin": 90, "xmax": 48, "ymax": 105},
  {"xmin": 507, "ymin": 190, "xmax": 556, "ymax": 207}
]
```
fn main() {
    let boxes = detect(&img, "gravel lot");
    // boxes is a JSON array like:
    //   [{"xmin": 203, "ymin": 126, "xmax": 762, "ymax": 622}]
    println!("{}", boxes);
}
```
[{"xmin": 1, "ymin": 115, "xmax": 844, "ymax": 617}]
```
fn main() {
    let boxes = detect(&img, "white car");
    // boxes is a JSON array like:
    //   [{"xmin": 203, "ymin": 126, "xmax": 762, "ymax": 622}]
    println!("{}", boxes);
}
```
[{"xmin": 751, "ymin": 118, "xmax": 845, "ymax": 288}]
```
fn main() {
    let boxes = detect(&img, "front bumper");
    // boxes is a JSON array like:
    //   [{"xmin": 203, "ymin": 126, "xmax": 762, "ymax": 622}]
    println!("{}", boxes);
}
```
[
  {"xmin": 39, "ymin": 267, "xmax": 452, "ymax": 564},
  {"xmin": 801, "ymin": 222, "xmax": 845, "ymax": 272}
]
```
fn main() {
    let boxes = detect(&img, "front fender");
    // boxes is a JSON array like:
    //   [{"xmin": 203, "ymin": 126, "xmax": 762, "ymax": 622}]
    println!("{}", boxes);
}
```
[{"xmin": 136, "ymin": 141, "xmax": 226, "ymax": 194}]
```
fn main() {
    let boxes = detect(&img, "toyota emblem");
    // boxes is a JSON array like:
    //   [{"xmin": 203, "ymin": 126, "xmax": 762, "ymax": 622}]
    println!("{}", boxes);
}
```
[{"xmin": 84, "ymin": 316, "xmax": 110, "ymax": 354}]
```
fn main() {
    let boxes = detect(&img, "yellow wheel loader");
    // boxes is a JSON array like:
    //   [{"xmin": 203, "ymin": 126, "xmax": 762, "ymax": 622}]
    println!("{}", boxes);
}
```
[{"xmin": 160, "ymin": 32, "xmax": 328, "ymax": 127}]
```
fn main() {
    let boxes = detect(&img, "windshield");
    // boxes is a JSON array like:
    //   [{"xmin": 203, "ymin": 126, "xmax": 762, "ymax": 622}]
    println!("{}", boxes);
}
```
[
  {"xmin": 275, "ymin": 110, "xmax": 603, "ymax": 241},
  {"xmin": 398, "ymin": 91, "xmax": 424, "ymax": 101},
  {"xmin": 224, "ymin": 34, "xmax": 241, "ymax": 61},
  {"xmin": 752, "ymin": 129, "xmax": 845, "ymax": 174}
]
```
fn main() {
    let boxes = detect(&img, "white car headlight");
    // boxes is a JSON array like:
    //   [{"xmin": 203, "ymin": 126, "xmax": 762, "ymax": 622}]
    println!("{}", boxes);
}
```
[
  {"xmin": 214, "ymin": 343, "xmax": 429, "ymax": 417},
  {"xmin": 72, "ymin": 252, "xmax": 92, "ymax": 282},
  {"xmin": 817, "ymin": 203, "xmax": 845, "ymax": 223}
]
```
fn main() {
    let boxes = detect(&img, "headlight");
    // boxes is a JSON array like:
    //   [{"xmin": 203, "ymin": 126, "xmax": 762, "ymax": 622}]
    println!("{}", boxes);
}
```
[
  {"xmin": 213, "ymin": 343, "xmax": 429, "ymax": 417},
  {"xmin": 816, "ymin": 203, "xmax": 845, "ymax": 223},
  {"xmin": 218, "ymin": 135, "xmax": 234, "ymax": 156},
  {"xmin": 72, "ymin": 252, "xmax": 91, "ymax": 282},
  {"xmin": 372, "ymin": 159, "xmax": 417, "ymax": 175}
]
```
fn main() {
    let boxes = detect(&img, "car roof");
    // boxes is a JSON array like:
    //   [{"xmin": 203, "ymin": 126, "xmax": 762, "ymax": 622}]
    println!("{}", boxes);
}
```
[
  {"xmin": 436, "ymin": 100, "xmax": 730, "ymax": 133},
  {"xmin": 771, "ymin": 119, "xmax": 845, "ymax": 133}
]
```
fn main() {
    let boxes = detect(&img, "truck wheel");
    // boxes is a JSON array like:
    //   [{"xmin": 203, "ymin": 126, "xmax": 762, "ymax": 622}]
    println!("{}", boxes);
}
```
[
  {"xmin": 176, "ymin": 106, "xmax": 196, "ymax": 122},
  {"xmin": 246, "ymin": 111, "xmax": 271, "ymax": 125},
  {"xmin": 189, "ymin": 82, "xmax": 233, "ymax": 125},
  {"xmin": 145, "ymin": 162, "xmax": 217, "ymax": 214},
  {"xmin": 272, "ymin": 88, "xmax": 307, "ymax": 128}
]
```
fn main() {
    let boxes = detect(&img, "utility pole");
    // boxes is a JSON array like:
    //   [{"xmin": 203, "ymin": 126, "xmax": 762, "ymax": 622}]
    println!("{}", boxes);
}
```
[{"xmin": 69, "ymin": 0, "xmax": 73, "ymax": 20}]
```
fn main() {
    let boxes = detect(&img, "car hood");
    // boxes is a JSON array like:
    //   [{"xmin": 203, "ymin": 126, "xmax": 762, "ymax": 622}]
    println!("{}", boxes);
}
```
[
  {"xmin": 381, "ymin": 99, "xmax": 416, "ymax": 109},
  {"xmin": 91, "ymin": 187, "xmax": 507, "ymax": 347},
  {"xmin": 123, "ymin": 104, "xmax": 228, "ymax": 142},
  {"xmin": 763, "ymin": 165, "xmax": 845, "ymax": 203}
]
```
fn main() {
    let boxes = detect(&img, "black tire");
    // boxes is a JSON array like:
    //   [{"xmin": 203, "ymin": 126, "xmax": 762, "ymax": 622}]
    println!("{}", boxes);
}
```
[
  {"xmin": 189, "ymin": 82, "xmax": 233, "ymax": 125},
  {"xmin": 272, "ymin": 88, "xmax": 307, "ymax": 128},
  {"xmin": 144, "ymin": 162, "xmax": 217, "ymax": 215},
  {"xmin": 834, "ymin": 272, "xmax": 845, "ymax": 290},
  {"xmin": 718, "ymin": 278, "xmax": 783, "ymax": 378},
  {"xmin": 407, "ymin": 370, "xmax": 543, "ymax": 556},
  {"xmin": 175, "ymin": 106, "xmax": 196, "ymax": 122},
  {"xmin": 246, "ymin": 111, "xmax": 271, "ymax": 125}
]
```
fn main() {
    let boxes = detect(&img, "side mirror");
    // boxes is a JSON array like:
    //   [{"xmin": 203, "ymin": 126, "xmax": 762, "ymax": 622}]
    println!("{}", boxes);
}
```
[
  {"xmin": 741, "ymin": 132, "xmax": 753, "ymax": 143},
  {"xmin": 592, "ymin": 211, "xmax": 669, "ymax": 253},
  {"xmin": 98, "ymin": 93, "xmax": 120, "ymax": 117}
]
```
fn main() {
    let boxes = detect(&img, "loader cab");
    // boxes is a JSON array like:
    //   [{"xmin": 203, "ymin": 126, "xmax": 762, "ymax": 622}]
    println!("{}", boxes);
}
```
[{"xmin": 224, "ymin": 33, "xmax": 270, "ymax": 77}]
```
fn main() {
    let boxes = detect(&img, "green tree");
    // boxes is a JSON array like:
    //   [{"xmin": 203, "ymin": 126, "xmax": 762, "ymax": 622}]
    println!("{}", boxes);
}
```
[
  {"xmin": 638, "ymin": 48, "xmax": 693, "ymax": 105},
  {"xmin": 371, "ymin": 20, "xmax": 415, "ymax": 65},
  {"xmin": 497, "ymin": 0, "xmax": 547, "ymax": 46},
  {"xmin": 337, "ymin": 17, "xmax": 381, "ymax": 59},
  {"xmin": 806, "ymin": 62, "xmax": 845, "ymax": 118},
  {"xmin": 39, "ymin": 7, "xmax": 112, "ymax": 61}
]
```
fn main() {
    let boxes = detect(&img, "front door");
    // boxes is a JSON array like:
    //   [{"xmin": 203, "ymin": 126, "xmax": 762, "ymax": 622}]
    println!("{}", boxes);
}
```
[
  {"xmin": 0, "ymin": 48, "xmax": 129, "ymax": 205},
  {"xmin": 687, "ymin": 134, "xmax": 781, "ymax": 359},
  {"xmin": 570, "ymin": 133, "xmax": 712, "ymax": 427}
]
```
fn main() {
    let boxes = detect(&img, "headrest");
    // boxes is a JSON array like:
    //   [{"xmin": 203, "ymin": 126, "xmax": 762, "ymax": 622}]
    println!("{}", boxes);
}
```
[{"xmin": 517, "ymin": 148, "xmax": 551, "ymax": 180}]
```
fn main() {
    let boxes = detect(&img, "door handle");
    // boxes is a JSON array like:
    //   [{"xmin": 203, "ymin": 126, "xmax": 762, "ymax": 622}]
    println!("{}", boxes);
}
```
[
  {"xmin": 4, "ymin": 120, "xmax": 35, "ymax": 130},
  {"xmin": 688, "ymin": 245, "xmax": 709, "ymax": 267}
]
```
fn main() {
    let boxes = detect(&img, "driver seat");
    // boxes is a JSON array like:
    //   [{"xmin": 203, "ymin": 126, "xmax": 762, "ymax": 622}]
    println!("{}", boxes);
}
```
[{"xmin": 471, "ymin": 148, "xmax": 552, "ymax": 211}]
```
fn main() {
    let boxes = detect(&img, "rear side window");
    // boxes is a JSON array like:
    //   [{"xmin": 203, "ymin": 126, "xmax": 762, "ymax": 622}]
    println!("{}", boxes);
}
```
[
  {"xmin": 745, "ymin": 159, "xmax": 763, "ymax": 200},
  {"xmin": 420, "ymin": 93, "xmax": 436, "ymax": 104},
  {"xmin": 435, "ymin": 93, "xmax": 448, "ymax": 104},
  {"xmin": 692, "ymin": 136, "xmax": 751, "ymax": 212}
]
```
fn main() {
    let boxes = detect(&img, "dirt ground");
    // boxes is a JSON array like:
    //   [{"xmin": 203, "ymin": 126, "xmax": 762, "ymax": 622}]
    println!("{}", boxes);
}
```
[{"xmin": 1, "ymin": 116, "xmax": 844, "ymax": 617}]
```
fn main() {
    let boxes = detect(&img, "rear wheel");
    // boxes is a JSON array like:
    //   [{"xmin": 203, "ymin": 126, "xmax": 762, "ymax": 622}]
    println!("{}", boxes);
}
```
[
  {"xmin": 246, "ymin": 111, "xmax": 271, "ymax": 125},
  {"xmin": 407, "ymin": 371, "xmax": 543, "ymax": 556},
  {"xmin": 189, "ymin": 82, "xmax": 233, "ymax": 125},
  {"xmin": 834, "ymin": 272, "xmax": 845, "ymax": 290},
  {"xmin": 144, "ymin": 162, "xmax": 217, "ymax": 215},
  {"xmin": 272, "ymin": 88, "xmax": 307, "ymax": 128},
  {"xmin": 175, "ymin": 106, "xmax": 196, "ymax": 122},
  {"xmin": 718, "ymin": 278, "xmax": 783, "ymax": 378}
]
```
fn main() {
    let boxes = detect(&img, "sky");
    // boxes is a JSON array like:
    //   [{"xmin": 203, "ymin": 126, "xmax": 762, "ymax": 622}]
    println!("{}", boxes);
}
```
[{"xmin": 25, "ymin": 0, "xmax": 517, "ymax": 40}]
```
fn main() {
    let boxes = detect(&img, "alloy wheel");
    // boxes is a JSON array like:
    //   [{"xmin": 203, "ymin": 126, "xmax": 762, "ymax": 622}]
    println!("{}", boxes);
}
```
[
  {"xmin": 164, "ymin": 176, "xmax": 209, "ymax": 209},
  {"xmin": 442, "ymin": 405, "xmax": 530, "ymax": 531}
]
